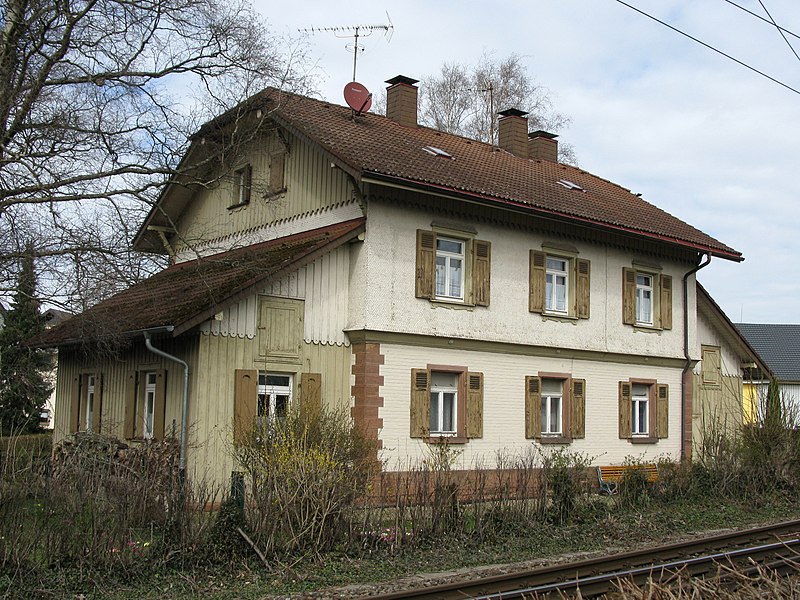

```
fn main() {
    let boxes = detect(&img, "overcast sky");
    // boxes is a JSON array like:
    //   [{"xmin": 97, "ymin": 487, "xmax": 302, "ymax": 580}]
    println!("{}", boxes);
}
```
[{"xmin": 257, "ymin": 0, "xmax": 799, "ymax": 324}]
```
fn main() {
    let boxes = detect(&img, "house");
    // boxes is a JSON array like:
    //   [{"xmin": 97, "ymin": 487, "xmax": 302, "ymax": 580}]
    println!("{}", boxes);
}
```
[
  {"xmin": 735, "ymin": 323, "xmax": 800, "ymax": 426},
  {"xmin": 693, "ymin": 284, "xmax": 771, "ymax": 449},
  {"xmin": 34, "ymin": 76, "xmax": 745, "ymax": 489}
]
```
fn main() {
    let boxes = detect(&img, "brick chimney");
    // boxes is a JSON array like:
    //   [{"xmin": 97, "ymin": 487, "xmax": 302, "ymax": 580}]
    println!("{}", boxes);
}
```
[
  {"xmin": 497, "ymin": 108, "xmax": 529, "ymax": 158},
  {"xmin": 528, "ymin": 130, "xmax": 559, "ymax": 162},
  {"xmin": 385, "ymin": 75, "xmax": 419, "ymax": 127}
]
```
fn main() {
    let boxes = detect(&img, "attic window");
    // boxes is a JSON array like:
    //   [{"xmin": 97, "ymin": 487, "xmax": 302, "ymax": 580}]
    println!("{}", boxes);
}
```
[
  {"xmin": 557, "ymin": 179, "xmax": 584, "ymax": 191},
  {"xmin": 423, "ymin": 146, "xmax": 453, "ymax": 159}
]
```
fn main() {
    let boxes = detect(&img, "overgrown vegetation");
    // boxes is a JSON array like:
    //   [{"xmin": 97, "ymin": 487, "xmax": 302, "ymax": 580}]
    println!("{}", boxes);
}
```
[{"xmin": 1, "ymin": 387, "xmax": 799, "ymax": 598}]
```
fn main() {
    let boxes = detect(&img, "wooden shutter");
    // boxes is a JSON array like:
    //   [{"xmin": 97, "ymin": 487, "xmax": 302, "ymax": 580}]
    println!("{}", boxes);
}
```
[
  {"xmin": 123, "ymin": 371, "xmax": 138, "ymax": 439},
  {"xmin": 465, "ymin": 372, "xmax": 484, "ymax": 438},
  {"xmin": 529, "ymin": 251, "xmax": 546, "ymax": 313},
  {"xmin": 410, "ymin": 369, "xmax": 430, "ymax": 438},
  {"xmin": 622, "ymin": 268, "xmax": 636, "ymax": 325},
  {"xmin": 69, "ymin": 376, "xmax": 81, "ymax": 434},
  {"xmin": 233, "ymin": 369, "xmax": 258, "ymax": 446},
  {"xmin": 153, "ymin": 369, "xmax": 167, "ymax": 440},
  {"xmin": 571, "ymin": 378, "xmax": 586, "ymax": 439},
  {"xmin": 241, "ymin": 164, "xmax": 252, "ymax": 204},
  {"xmin": 656, "ymin": 384, "xmax": 669, "ymax": 438},
  {"xmin": 472, "ymin": 240, "xmax": 491, "ymax": 307},
  {"xmin": 269, "ymin": 152, "xmax": 285, "ymax": 192},
  {"xmin": 524, "ymin": 376, "xmax": 542, "ymax": 439},
  {"xmin": 618, "ymin": 381, "xmax": 632, "ymax": 439},
  {"xmin": 77, "ymin": 374, "xmax": 90, "ymax": 432},
  {"xmin": 415, "ymin": 230, "xmax": 436, "ymax": 299},
  {"xmin": 660, "ymin": 275, "xmax": 672, "ymax": 330},
  {"xmin": 576, "ymin": 259, "xmax": 591, "ymax": 319},
  {"xmin": 91, "ymin": 374, "xmax": 103, "ymax": 433},
  {"xmin": 300, "ymin": 372, "xmax": 322, "ymax": 417}
]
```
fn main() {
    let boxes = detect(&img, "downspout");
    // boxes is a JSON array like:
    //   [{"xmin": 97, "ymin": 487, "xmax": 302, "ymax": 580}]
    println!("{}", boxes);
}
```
[
  {"xmin": 143, "ymin": 329, "xmax": 190, "ymax": 481},
  {"xmin": 681, "ymin": 252, "xmax": 711, "ymax": 462}
]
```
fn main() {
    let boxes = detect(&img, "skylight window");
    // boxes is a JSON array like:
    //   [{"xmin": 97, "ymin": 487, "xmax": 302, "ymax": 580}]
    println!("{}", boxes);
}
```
[
  {"xmin": 557, "ymin": 179, "xmax": 584, "ymax": 191},
  {"xmin": 422, "ymin": 146, "xmax": 453, "ymax": 159}
]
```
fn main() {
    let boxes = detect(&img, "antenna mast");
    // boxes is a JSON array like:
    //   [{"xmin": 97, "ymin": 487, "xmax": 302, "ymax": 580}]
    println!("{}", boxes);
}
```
[{"xmin": 300, "ymin": 15, "xmax": 393, "ymax": 81}]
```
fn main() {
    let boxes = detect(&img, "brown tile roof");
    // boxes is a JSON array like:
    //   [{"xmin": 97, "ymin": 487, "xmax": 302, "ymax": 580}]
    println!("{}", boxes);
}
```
[
  {"xmin": 32, "ymin": 219, "xmax": 365, "ymax": 347},
  {"xmin": 261, "ymin": 88, "xmax": 740, "ymax": 261}
]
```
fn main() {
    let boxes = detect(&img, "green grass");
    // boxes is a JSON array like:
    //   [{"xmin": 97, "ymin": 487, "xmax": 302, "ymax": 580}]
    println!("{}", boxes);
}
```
[{"xmin": 9, "ymin": 494, "xmax": 794, "ymax": 600}]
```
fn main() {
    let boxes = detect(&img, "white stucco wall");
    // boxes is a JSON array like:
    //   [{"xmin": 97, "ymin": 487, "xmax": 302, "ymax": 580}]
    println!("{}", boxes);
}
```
[
  {"xmin": 378, "ymin": 342, "xmax": 683, "ymax": 470},
  {"xmin": 350, "ymin": 199, "xmax": 697, "ymax": 361}
]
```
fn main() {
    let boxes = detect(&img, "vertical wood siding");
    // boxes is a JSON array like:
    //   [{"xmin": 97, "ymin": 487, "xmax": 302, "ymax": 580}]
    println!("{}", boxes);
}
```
[
  {"xmin": 692, "ymin": 373, "xmax": 743, "ymax": 449},
  {"xmin": 173, "ymin": 131, "xmax": 354, "ymax": 255},
  {"xmin": 189, "ymin": 333, "xmax": 353, "ymax": 488},
  {"xmin": 53, "ymin": 337, "xmax": 200, "ymax": 447},
  {"xmin": 200, "ymin": 245, "xmax": 351, "ymax": 345}
]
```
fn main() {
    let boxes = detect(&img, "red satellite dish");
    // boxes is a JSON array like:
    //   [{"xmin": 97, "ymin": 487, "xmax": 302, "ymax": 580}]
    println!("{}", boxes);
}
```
[{"xmin": 344, "ymin": 81, "xmax": 372, "ymax": 114}]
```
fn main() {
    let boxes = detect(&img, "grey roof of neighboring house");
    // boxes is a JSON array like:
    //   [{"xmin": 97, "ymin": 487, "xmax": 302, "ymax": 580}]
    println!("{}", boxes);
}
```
[{"xmin": 735, "ymin": 323, "xmax": 800, "ymax": 382}]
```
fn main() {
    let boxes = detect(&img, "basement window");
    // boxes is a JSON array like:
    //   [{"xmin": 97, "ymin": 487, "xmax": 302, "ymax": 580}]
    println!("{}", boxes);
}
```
[
  {"xmin": 422, "ymin": 146, "xmax": 453, "ymax": 159},
  {"xmin": 557, "ymin": 179, "xmax": 584, "ymax": 191}
]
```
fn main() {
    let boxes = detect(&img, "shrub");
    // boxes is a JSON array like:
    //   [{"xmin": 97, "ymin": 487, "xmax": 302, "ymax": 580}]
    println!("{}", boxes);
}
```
[{"xmin": 232, "ymin": 406, "xmax": 376, "ymax": 559}]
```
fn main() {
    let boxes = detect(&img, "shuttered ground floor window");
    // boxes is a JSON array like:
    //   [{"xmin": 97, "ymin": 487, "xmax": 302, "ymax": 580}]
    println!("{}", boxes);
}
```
[
  {"xmin": 410, "ymin": 366, "xmax": 483, "ymax": 442},
  {"xmin": 233, "ymin": 370, "xmax": 321, "ymax": 445},
  {"xmin": 619, "ymin": 379, "xmax": 669, "ymax": 443}
]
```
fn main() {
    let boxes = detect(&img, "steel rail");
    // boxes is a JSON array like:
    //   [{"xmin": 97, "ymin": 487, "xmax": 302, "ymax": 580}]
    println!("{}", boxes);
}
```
[{"xmin": 361, "ymin": 519, "xmax": 800, "ymax": 600}]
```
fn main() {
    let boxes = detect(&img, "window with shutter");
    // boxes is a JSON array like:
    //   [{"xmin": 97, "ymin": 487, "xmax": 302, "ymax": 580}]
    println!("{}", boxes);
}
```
[
  {"xmin": 527, "ymin": 373, "xmax": 585, "ymax": 443},
  {"xmin": 123, "ymin": 369, "xmax": 167, "ymax": 440},
  {"xmin": 530, "ymin": 251, "xmax": 590, "ymax": 319},
  {"xmin": 619, "ymin": 379, "xmax": 668, "ymax": 442},
  {"xmin": 230, "ymin": 164, "xmax": 252, "ymax": 207},
  {"xmin": 623, "ymin": 267, "xmax": 672, "ymax": 330},
  {"xmin": 410, "ymin": 366, "xmax": 482, "ymax": 442},
  {"xmin": 415, "ymin": 229, "xmax": 491, "ymax": 307}
]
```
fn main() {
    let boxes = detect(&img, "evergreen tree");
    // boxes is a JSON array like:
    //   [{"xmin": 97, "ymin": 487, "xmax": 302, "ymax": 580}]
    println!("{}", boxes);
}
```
[{"xmin": 0, "ymin": 247, "xmax": 51, "ymax": 434}]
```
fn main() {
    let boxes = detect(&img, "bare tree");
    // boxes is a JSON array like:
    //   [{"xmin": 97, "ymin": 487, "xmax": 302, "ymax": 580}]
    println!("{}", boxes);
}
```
[
  {"xmin": 418, "ymin": 53, "xmax": 576, "ymax": 164},
  {"xmin": 0, "ymin": 0, "xmax": 310, "ymax": 309}
]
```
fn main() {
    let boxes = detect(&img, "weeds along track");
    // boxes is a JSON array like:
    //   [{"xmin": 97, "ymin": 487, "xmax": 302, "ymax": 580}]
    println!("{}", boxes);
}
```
[{"xmin": 362, "ymin": 519, "xmax": 800, "ymax": 599}]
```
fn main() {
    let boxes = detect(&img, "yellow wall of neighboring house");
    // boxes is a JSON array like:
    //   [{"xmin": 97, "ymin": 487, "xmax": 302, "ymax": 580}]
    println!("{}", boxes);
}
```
[{"xmin": 743, "ymin": 383, "xmax": 759, "ymax": 425}]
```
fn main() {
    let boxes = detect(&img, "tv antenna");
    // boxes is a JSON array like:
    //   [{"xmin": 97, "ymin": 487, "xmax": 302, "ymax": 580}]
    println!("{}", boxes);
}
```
[{"xmin": 300, "ymin": 14, "xmax": 394, "ymax": 82}]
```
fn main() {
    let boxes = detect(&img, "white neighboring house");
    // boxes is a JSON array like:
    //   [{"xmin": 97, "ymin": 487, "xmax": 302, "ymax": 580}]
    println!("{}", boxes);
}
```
[{"xmin": 39, "ymin": 308, "xmax": 73, "ymax": 429}]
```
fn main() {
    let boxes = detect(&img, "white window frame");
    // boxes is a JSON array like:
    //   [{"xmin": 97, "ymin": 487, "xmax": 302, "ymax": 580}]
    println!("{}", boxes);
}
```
[
  {"xmin": 143, "ymin": 371, "xmax": 157, "ymax": 439},
  {"xmin": 635, "ymin": 273, "xmax": 654, "ymax": 325},
  {"xmin": 257, "ymin": 372, "xmax": 293, "ymax": 422},
  {"xmin": 540, "ymin": 378, "xmax": 563, "ymax": 435},
  {"xmin": 85, "ymin": 375, "xmax": 96, "ymax": 432},
  {"xmin": 435, "ymin": 236, "xmax": 465, "ymax": 301},
  {"xmin": 429, "ymin": 373, "xmax": 458, "ymax": 436},
  {"xmin": 632, "ymin": 383, "xmax": 649, "ymax": 436},
  {"xmin": 545, "ymin": 256, "xmax": 569, "ymax": 314}
]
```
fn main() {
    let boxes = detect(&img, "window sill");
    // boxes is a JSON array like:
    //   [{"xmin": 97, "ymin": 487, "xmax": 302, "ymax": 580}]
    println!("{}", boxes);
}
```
[
  {"xmin": 425, "ymin": 435, "xmax": 468, "ymax": 445},
  {"xmin": 541, "ymin": 312, "xmax": 579, "ymax": 323},
  {"xmin": 537, "ymin": 435, "xmax": 572, "ymax": 445},
  {"xmin": 226, "ymin": 201, "xmax": 249, "ymax": 211},
  {"xmin": 264, "ymin": 187, "xmax": 287, "ymax": 200},
  {"xmin": 628, "ymin": 436, "xmax": 658, "ymax": 444},
  {"xmin": 632, "ymin": 324, "xmax": 663, "ymax": 333},
  {"xmin": 431, "ymin": 298, "xmax": 475, "ymax": 310}
]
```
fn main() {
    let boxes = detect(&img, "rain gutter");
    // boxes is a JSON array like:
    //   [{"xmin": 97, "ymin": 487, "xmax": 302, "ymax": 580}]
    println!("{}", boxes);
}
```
[
  {"xmin": 142, "ymin": 327, "xmax": 190, "ymax": 480},
  {"xmin": 681, "ymin": 253, "xmax": 711, "ymax": 461}
]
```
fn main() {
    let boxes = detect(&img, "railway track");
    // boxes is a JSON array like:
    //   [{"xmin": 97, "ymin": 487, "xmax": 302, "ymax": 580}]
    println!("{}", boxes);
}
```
[{"xmin": 362, "ymin": 518, "xmax": 800, "ymax": 599}]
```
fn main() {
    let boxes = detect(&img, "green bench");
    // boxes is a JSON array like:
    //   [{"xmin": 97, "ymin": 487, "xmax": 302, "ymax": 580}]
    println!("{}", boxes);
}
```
[{"xmin": 597, "ymin": 464, "xmax": 659, "ymax": 495}]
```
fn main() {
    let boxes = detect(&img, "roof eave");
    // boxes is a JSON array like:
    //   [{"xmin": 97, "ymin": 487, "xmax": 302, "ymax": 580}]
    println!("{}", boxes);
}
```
[
  {"xmin": 170, "ymin": 218, "xmax": 366, "ymax": 336},
  {"xmin": 362, "ymin": 172, "xmax": 743, "ymax": 263},
  {"xmin": 697, "ymin": 283, "xmax": 773, "ymax": 379}
]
